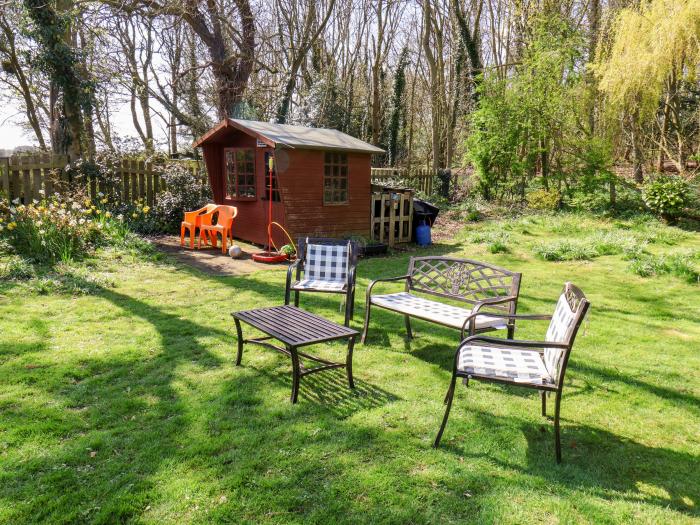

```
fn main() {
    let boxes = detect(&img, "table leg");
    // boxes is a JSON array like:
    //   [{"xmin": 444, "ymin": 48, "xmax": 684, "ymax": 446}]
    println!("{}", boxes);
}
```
[
  {"xmin": 346, "ymin": 336, "xmax": 355, "ymax": 389},
  {"xmin": 234, "ymin": 318, "xmax": 244, "ymax": 366},
  {"xmin": 290, "ymin": 345, "xmax": 300, "ymax": 404}
]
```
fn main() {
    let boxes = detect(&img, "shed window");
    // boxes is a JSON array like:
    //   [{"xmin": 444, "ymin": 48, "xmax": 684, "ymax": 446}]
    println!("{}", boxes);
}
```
[
  {"xmin": 261, "ymin": 151, "xmax": 280, "ymax": 202},
  {"xmin": 225, "ymin": 148, "xmax": 255, "ymax": 199},
  {"xmin": 323, "ymin": 152, "xmax": 348, "ymax": 204}
]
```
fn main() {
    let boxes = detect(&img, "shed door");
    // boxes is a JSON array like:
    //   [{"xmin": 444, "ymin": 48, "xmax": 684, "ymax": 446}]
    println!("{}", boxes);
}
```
[{"xmin": 224, "ymin": 148, "xmax": 256, "ymax": 200}]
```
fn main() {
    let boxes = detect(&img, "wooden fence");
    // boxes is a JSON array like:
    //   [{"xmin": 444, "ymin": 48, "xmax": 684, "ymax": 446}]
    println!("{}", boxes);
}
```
[
  {"xmin": 0, "ymin": 153, "xmax": 204, "ymax": 206},
  {"xmin": 371, "ymin": 167, "xmax": 436, "ymax": 195}
]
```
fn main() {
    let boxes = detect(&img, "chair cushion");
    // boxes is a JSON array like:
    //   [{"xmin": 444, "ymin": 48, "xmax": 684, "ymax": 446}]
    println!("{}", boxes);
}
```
[
  {"xmin": 305, "ymin": 243, "xmax": 349, "ymax": 282},
  {"xmin": 370, "ymin": 292, "xmax": 508, "ymax": 331},
  {"xmin": 292, "ymin": 279, "xmax": 347, "ymax": 292},
  {"xmin": 458, "ymin": 344, "xmax": 553, "ymax": 385}
]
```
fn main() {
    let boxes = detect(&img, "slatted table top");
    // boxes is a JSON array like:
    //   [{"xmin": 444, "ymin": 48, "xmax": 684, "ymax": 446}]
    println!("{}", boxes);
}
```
[{"xmin": 232, "ymin": 305, "xmax": 359, "ymax": 347}]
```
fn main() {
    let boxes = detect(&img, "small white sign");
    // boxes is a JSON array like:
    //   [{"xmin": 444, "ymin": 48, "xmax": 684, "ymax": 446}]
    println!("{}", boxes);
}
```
[{"xmin": 256, "ymin": 139, "xmax": 267, "ymax": 148}]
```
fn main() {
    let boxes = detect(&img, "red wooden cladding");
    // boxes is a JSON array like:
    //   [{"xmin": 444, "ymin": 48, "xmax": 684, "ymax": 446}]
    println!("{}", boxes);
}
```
[{"xmin": 199, "ymin": 126, "xmax": 372, "ymax": 247}]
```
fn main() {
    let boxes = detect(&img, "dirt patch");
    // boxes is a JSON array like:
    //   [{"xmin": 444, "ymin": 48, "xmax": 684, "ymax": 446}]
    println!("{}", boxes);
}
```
[{"xmin": 150, "ymin": 235, "xmax": 289, "ymax": 276}]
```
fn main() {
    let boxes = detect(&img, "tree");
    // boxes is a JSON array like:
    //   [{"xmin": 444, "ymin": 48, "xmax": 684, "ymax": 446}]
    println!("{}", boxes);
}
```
[
  {"xmin": 595, "ymin": 0, "xmax": 700, "ymax": 177},
  {"xmin": 22, "ymin": 0, "xmax": 95, "ymax": 159}
]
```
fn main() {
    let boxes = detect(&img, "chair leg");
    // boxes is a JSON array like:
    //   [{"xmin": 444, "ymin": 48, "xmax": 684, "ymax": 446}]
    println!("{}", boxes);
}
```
[
  {"xmin": 434, "ymin": 371, "xmax": 458, "ymax": 448},
  {"xmin": 349, "ymin": 288, "xmax": 356, "ymax": 320},
  {"xmin": 180, "ymin": 224, "xmax": 186, "ymax": 247},
  {"xmin": 360, "ymin": 301, "xmax": 372, "ymax": 344},
  {"xmin": 344, "ymin": 291, "xmax": 352, "ymax": 327},
  {"xmin": 554, "ymin": 391, "xmax": 562, "ymax": 463},
  {"xmin": 541, "ymin": 391, "xmax": 547, "ymax": 416},
  {"xmin": 221, "ymin": 229, "xmax": 228, "ymax": 254},
  {"xmin": 405, "ymin": 315, "xmax": 413, "ymax": 340},
  {"xmin": 190, "ymin": 226, "xmax": 196, "ymax": 249}
]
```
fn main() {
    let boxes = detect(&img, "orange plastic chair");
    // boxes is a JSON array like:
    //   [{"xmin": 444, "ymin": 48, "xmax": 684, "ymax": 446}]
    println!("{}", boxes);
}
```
[
  {"xmin": 198, "ymin": 205, "xmax": 238, "ymax": 254},
  {"xmin": 181, "ymin": 203, "xmax": 217, "ymax": 249}
]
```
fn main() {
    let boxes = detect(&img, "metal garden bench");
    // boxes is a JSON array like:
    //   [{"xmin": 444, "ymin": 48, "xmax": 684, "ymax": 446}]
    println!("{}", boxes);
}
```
[
  {"xmin": 433, "ymin": 282, "xmax": 590, "ymax": 463},
  {"xmin": 361, "ymin": 256, "xmax": 522, "ymax": 343}
]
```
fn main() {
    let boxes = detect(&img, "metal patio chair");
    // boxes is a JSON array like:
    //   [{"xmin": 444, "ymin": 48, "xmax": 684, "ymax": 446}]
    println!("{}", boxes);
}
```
[
  {"xmin": 285, "ymin": 237, "xmax": 358, "ymax": 326},
  {"xmin": 433, "ymin": 282, "xmax": 590, "ymax": 463}
]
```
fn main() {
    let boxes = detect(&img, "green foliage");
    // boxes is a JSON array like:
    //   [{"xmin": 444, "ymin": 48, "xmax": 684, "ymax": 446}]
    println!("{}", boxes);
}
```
[
  {"xmin": 642, "ymin": 175, "xmax": 692, "ymax": 219},
  {"xmin": 22, "ymin": 0, "xmax": 94, "ymax": 151},
  {"xmin": 470, "ymin": 230, "xmax": 510, "ymax": 253},
  {"xmin": 465, "ymin": 14, "xmax": 612, "ymax": 202},
  {"xmin": 386, "ymin": 47, "xmax": 409, "ymax": 166},
  {"xmin": 0, "ymin": 192, "xmax": 106, "ymax": 263},
  {"xmin": 526, "ymin": 189, "xmax": 560, "ymax": 211},
  {"xmin": 627, "ymin": 252, "xmax": 699, "ymax": 283},
  {"xmin": 533, "ymin": 239, "xmax": 598, "ymax": 261}
]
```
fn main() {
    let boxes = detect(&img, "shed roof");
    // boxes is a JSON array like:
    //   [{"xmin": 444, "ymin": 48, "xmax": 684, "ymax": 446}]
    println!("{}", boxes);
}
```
[{"xmin": 193, "ymin": 118, "xmax": 385, "ymax": 154}]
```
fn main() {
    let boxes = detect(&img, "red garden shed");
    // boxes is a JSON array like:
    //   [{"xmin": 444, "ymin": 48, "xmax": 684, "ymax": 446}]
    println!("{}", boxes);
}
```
[{"xmin": 193, "ymin": 119, "xmax": 384, "ymax": 246}]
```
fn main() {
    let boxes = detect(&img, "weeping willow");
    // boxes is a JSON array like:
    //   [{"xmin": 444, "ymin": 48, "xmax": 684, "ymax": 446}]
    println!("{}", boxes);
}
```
[{"xmin": 595, "ymin": 0, "xmax": 700, "ymax": 117}]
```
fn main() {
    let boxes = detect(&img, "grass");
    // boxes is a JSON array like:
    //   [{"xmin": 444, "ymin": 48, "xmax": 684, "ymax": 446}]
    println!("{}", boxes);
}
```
[{"xmin": 1, "ymin": 213, "xmax": 699, "ymax": 523}]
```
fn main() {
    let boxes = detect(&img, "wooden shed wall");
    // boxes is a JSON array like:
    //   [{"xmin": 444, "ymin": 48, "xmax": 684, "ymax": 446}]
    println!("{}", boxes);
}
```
[{"xmin": 278, "ymin": 149, "xmax": 371, "ymax": 240}]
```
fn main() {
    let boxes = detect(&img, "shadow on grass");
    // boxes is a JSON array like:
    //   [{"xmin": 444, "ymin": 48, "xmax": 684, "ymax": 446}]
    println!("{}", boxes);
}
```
[
  {"xmin": 438, "ymin": 409, "xmax": 699, "ymax": 517},
  {"xmin": 0, "ymin": 275, "xmax": 404, "ymax": 522}
]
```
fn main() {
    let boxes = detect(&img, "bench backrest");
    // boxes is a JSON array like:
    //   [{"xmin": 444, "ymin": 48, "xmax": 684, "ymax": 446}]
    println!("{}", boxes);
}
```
[{"xmin": 407, "ymin": 256, "xmax": 521, "ymax": 311}]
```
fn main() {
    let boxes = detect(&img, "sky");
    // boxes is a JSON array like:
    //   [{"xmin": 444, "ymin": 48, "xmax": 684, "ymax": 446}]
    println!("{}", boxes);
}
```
[{"xmin": 0, "ymin": 95, "xmax": 172, "ymax": 153}]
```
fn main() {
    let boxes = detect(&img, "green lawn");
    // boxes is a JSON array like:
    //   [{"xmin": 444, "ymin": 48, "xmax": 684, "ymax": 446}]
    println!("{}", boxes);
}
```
[{"xmin": 1, "ymin": 214, "xmax": 698, "ymax": 524}]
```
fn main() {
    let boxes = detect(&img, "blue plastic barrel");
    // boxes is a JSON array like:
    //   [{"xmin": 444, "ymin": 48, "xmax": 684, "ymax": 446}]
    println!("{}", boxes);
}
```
[{"xmin": 416, "ymin": 221, "xmax": 432, "ymax": 246}]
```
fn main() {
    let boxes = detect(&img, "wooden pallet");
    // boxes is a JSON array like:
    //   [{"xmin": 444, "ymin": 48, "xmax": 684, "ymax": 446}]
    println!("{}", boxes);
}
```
[{"xmin": 370, "ymin": 188, "xmax": 413, "ymax": 246}]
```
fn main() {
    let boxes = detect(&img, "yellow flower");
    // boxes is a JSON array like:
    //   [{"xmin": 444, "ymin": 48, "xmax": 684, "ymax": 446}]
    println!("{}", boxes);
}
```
[
  {"xmin": 132, "ymin": 213, "xmax": 138, "ymax": 219},
  {"xmin": 7, "ymin": 222, "xmax": 16, "ymax": 231},
  {"xmin": 100, "ymin": 198, "xmax": 108, "ymax": 204},
  {"xmin": 96, "ymin": 209, "xmax": 102, "ymax": 215},
  {"xmin": 142, "ymin": 206, "xmax": 150, "ymax": 214},
  {"xmin": 105, "ymin": 211, "xmax": 112, "ymax": 218}
]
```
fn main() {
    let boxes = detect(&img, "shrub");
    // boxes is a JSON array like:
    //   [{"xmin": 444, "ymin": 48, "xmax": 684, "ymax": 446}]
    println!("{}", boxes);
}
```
[
  {"xmin": 533, "ymin": 240, "xmax": 597, "ymax": 261},
  {"xmin": 589, "ymin": 230, "xmax": 640, "ymax": 256},
  {"xmin": 0, "ymin": 193, "xmax": 107, "ymax": 263},
  {"xmin": 642, "ymin": 175, "xmax": 692, "ymax": 220},
  {"xmin": 150, "ymin": 163, "xmax": 212, "ymax": 233},
  {"xmin": 0, "ymin": 254, "xmax": 36, "ymax": 280},
  {"xmin": 627, "ymin": 252, "xmax": 699, "ymax": 284},
  {"xmin": 471, "ymin": 230, "xmax": 510, "ymax": 253},
  {"xmin": 526, "ymin": 189, "xmax": 560, "ymax": 211}
]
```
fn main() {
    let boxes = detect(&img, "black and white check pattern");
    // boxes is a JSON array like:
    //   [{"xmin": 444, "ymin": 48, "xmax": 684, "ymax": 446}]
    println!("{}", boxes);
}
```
[
  {"xmin": 294, "ymin": 279, "xmax": 347, "ymax": 291},
  {"xmin": 305, "ymin": 242, "xmax": 349, "ymax": 283},
  {"xmin": 543, "ymin": 294, "xmax": 576, "ymax": 381},
  {"xmin": 370, "ymin": 292, "xmax": 508, "ymax": 331},
  {"xmin": 458, "ymin": 344, "xmax": 553, "ymax": 385}
]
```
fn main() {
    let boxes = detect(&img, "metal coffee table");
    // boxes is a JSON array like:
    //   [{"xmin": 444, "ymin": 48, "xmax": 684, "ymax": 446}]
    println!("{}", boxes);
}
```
[{"xmin": 231, "ymin": 305, "xmax": 359, "ymax": 403}]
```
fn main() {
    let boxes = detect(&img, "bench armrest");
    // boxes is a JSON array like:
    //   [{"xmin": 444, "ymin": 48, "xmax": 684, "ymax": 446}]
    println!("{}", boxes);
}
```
[
  {"xmin": 458, "ymin": 334, "xmax": 569, "ymax": 352},
  {"xmin": 467, "ymin": 312, "xmax": 552, "ymax": 321},
  {"xmin": 365, "ymin": 274, "xmax": 412, "ymax": 299},
  {"xmin": 460, "ymin": 295, "xmax": 518, "ymax": 338}
]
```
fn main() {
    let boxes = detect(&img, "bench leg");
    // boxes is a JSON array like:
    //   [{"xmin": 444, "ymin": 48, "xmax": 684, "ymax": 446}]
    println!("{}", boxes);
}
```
[
  {"xmin": 294, "ymin": 290, "xmax": 300, "ymax": 307},
  {"xmin": 404, "ymin": 315, "xmax": 413, "ymax": 340},
  {"xmin": 234, "ymin": 318, "xmax": 244, "ymax": 366},
  {"xmin": 346, "ymin": 336, "xmax": 355, "ymax": 389},
  {"xmin": 290, "ymin": 345, "xmax": 300, "ymax": 404}
]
